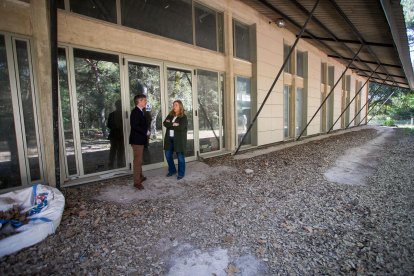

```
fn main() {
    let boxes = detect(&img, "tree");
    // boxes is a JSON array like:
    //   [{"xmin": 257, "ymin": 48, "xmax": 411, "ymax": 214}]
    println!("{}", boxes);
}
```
[{"xmin": 402, "ymin": 0, "xmax": 414, "ymax": 59}]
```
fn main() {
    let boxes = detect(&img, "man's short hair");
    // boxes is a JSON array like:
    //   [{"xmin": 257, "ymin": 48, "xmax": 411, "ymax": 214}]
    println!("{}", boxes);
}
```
[{"xmin": 134, "ymin": 94, "xmax": 146, "ymax": 105}]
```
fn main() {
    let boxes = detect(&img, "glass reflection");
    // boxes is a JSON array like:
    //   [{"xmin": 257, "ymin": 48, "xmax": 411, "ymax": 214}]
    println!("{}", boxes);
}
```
[
  {"xmin": 15, "ymin": 40, "xmax": 41, "ymax": 181},
  {"xmin": 166, "ymin": 68, "xmax": 194, "ymax": 157},
  {"xmin": 58, "ymin": 48, "xmax": 78, "ymax": 175},
  {"xmin": 73, "ymin": 49, "xmax": 121, "ymax": 174},
  {"xmin": 128, "ymin": 62, "xmax": 163, "ymax": 165},
  {"xmin": 0, "ymin": 35, "xmax": 22, "ymax": 189},
  {"xmin": 197, "ymin": 70, "xmax": 221, "ymax": 153},
  {"xmin": 236, "ymin": 76, "xmax": 251, "ymax": 145}
]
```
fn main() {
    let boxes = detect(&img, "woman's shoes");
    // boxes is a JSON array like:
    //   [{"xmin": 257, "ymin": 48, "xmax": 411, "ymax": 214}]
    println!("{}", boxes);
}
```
[
  {"xmin": 177, "ymin": 176, "xmax": 184, "ymax": 180},
  {"xmin": 166, "ymin": 172, "xmax": 176, "ymax": 177}
]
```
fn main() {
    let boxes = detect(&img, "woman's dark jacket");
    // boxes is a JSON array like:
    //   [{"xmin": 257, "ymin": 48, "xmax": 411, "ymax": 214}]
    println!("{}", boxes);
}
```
[
  {"xmin": 129, "ymin": 107, "xmax": 148, "ymax": 145},
  {"xmin": 163, "ymin": 114, "xmax": 188, "ymax": 153}
]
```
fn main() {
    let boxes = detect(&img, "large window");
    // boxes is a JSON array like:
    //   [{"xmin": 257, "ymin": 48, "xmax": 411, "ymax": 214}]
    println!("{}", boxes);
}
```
[
  {"xmin": 0, "ymin": 35, "xmax": 43, "ymax": 189},
  {"xmin": 297, "ymin": 51, "xmax": 305, "ymax": 77},
  {"xmin": 327, "ymin": 66, "xmax": 335, "ymax": 130},
  {"xmin": 354, "ymin": 81, "xmax": 362, "ymax": 126},
  {"xmin": 121, "ymin": 0, "xmax": 193, "ymax": 44},
  {"xmin": 233, "ymin": 20, "xmax": 251, "ymax": 61},
  {"xmin": 283, "ymin": 44, "xmax": 293, "ymax": 74},
  {"xmin": 236, "ymin": 76, "xmax": 252, "ymax": 145},
  {"xmin": 195, "ymin": 3, "xmax": 224, "ymax": 52},
  {"xmin": 61, "ymin": 1, "xmax": 224, "ymax": 52},
  {"xmin": 295, "ymin": 87, "xmax": 305, "ymax": 137},
  {"xmin": 283, "ymin": 85, "xmax": 291, "ymax": 138},
  {"xmin": 69, "ymin": 0, "xmax": 117, "ymax": 23},
  {"xmin": 58, "ymin": 48, "xmax": 77, "ymax": 176},
  {"xmin": 197, "ymin": 70, "xmax": 225, "ymax": 153}
]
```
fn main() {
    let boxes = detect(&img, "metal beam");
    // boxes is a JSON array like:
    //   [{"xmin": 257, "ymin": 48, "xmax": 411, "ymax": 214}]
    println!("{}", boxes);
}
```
[
  {"xmin": 367, "ymin": 76, "xmax": 407, "ymax": 86},
  {"xmin": 328, "ymin": 64, "xmax": 380, "ymax": 133},
  {"xmin": 358, "ymin": 82, "xmax": 396, "ymax": 125},
  {"xmin": 234, "ymin": 0, "xmax": 321, "ymax": 155},
  {"xmin": 296, "ymin": 45, "xmax": 364, "ymax": 140},
  {"xmin": 288, "ymin": 0, "xmax": 381, "ymax": 80},
  {"xmin": 327, "ymin": 0, "xmax": 398, "ymax": 86},
  {"xmin": 300, "ymin": 35, "xmax": 394, "ymax": 48},
  {"xmin": 257, "ymin": 0, "xmax": 372, "ymax": 81},
  {"xmin": 328, "ymin": 55, "xmax": 402, "ymax": 69},
  {"xmin": 365, "ymin": 87, "xmax": 398, "ymax": 125},
  {"xmin": 351, "ymin": 67, "xmax": 405, "ymax": 79}
]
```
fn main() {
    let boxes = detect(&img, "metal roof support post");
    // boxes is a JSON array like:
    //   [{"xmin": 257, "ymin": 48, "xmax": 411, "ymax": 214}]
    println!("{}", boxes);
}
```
[
  {"xmin": 348, "ymin": 77, "xmax": 389, "ymax": 127},
  {"xmin": 327, "ymin": 64, "xmax": 380, "ymax": 133},
  {"xmin": 365, "ymin": 87, "xmax": 397, "ymax": 125},
  {"xmin": 296, "ymin": 45, "xmax": 363, "ymax": 140},
  {"xmin": 234, "ymin": 0, "xmax": 321, "ymax": 155},
  {"xmin": 359, "ymin": 83, "xmax": 396, "ymax": 126},
  {"xmin": 50, "ymin": 0, "xmax": 60, "ymax": 190}
]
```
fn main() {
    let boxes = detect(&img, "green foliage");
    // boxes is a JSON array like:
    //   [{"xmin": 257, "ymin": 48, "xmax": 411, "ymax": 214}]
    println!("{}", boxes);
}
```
[
  {"xmin": 384, "ymin": 117, "xmax": 395, "ymax": 126},
  {"xmin": 402, "ymin": 0, "xmax": 414, "ymax": 51}
]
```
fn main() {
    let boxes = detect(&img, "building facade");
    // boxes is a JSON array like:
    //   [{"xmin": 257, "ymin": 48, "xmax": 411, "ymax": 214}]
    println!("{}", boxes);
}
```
[{"xmin": 0, "ymin": 0, "xmax": 372, "ymax": 191}]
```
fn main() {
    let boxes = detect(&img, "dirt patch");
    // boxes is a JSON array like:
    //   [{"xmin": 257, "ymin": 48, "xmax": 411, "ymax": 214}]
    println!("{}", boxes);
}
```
[{"xmin": 324, "ymin": 127, "xmax": 393, "ymax": 185}]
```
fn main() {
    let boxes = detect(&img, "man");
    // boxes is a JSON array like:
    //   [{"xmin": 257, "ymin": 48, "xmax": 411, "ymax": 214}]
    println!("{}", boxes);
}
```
[{"xmin": 129, "ymin": 94, "xmax": 149, "ymax": 189}]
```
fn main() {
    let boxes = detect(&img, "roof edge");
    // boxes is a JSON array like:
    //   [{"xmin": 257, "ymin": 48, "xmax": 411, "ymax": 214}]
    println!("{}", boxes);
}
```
[{"xmin": 380, "ymin": 0, "xmax": 414, "ymax": 90}]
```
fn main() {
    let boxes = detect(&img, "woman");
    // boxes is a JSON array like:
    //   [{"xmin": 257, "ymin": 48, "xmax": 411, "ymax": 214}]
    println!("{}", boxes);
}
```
[{"xmin": 163, "ymin": 100, "xmax": 188, "ymax": 180}]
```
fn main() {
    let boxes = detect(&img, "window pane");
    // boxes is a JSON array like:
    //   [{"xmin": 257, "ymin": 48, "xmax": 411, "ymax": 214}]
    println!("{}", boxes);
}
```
[
  {"xmin": 197, "ymin": 70, "xmax": 222, "ymax": 153},
  {"xmin": 297, "ymin": 51, "xmax": 304, "ymax": 77},
  {"xmin": 234, "ymin": 20, "xmax": 250, "ymax": 61},
  {"xmin": 73, "ymin": 49, "xmax": 121, "ymax": 175},
  {"xmin": 121, "ymin": 0, "xmax": 193, "ymax": 45},
  {"xmin": 128, "ymin": 62, "xmax": 163, "ymax": 165},
  {"xmin": 57, "ymin": 0, "xmax": 65, "ymax": 9},
  {"xmin": 217, "ymin": 12, "xmax": 224, "ymax": 53},
  {"xmin": 58, "ymin": 48, "xmax": 77, "ymax": 176},
  {"xmin": 15, "ymin": 40, "xmax": 41, "ymax": 181},
  {"xmin": 236, "ymin": 76, "xmax": 251, "ymax": 145},
  {"xmin": 295, "ymin": 87, "xmax": 303, "ymax": 137},
  {"xmin": 283, "ymin": 85, "xmax": 290, "ymax": 138},
  {"xmin": 283, "ymin": 44, "xmax": 292, "ymax": 73},
  {"xmin": 166, "ymin": 68, "xmax": 194, "ymax": 157},
  {"xmin": 70, "ymin": 0, "xmax": 116, "ymax": 23},
  {"xmin": 321, "ymin": 63, "xmax": 326, "ymax": 84},
  {"xmin": 0, "ymin": 35, "xmax": 22, "ymax": 189},
  {"xmin": 195, "ymin": 3, "xmax": 217, "ymax": 51},
  {"xmin": 220, "ymin": 73, "xmax": 225, "ymax": 148}
]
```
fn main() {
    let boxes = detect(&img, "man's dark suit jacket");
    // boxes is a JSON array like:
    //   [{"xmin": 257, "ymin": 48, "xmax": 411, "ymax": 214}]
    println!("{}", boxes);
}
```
[{"xmin": 129, "ymin": 106, "xmax": 148, "ymax": 145}]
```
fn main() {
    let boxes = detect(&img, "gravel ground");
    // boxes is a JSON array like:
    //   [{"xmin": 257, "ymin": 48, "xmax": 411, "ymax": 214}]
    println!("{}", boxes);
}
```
[{"xmin": 1, "ymin": 126, "xmax": 413, "ymax": 275}]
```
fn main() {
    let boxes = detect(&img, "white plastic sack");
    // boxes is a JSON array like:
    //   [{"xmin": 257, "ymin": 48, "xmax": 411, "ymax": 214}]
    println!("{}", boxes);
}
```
[{"xmin": 0, "ymin": 184, "xmax": 65, "ymax": 258}]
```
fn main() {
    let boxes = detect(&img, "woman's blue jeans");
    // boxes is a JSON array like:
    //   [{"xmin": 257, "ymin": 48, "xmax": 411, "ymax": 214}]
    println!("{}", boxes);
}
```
[{"xmin": 165, "ymin": 137, "xmax": 185, "ymax": 177}]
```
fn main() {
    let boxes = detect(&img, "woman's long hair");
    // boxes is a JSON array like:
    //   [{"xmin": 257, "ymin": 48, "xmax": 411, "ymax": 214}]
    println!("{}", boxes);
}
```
[{"xmin": 169, "ymin": 100, "xmax": 185, "ymax": 117}]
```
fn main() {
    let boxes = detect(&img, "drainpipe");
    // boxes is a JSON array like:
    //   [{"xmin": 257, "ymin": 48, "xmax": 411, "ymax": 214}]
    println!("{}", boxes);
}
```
[
  {"xmin": 234, "ymin": 0, "xmax": 321, "ymax": 155},
  {"xmin": 50, "ymin": 0, "xmax": 60, "ymax": 190}
]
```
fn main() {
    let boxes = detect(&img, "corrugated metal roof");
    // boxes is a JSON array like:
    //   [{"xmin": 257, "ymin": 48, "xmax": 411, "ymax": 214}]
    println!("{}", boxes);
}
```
[{"xmin": 240, "ymin": 0, "xmax": 414, "ymax": 89}]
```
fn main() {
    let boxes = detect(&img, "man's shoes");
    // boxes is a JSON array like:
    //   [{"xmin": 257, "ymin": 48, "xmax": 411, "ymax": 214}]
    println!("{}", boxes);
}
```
[
  {"xmin": 166, "ymin": 172, "xmax": 176, "ymax": 177},
  {"xmin": 177, "ymin": 176, "xmax": 184, "ymax": 180},
  {"xmin": 134, "ymin": 183, "xmax": 144, "ymax": 190},
  {"xmin": 141, "ymin": 176, "xmax": 147, "ymax": 182}
]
